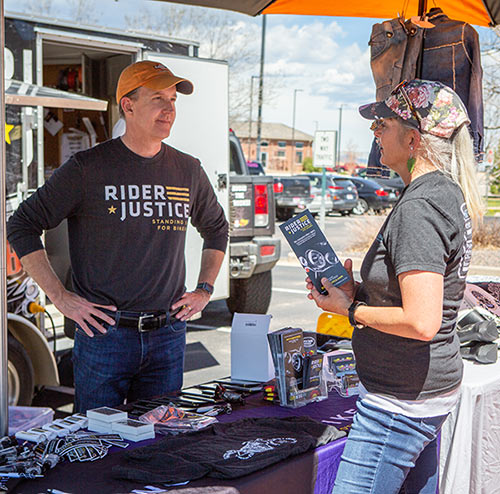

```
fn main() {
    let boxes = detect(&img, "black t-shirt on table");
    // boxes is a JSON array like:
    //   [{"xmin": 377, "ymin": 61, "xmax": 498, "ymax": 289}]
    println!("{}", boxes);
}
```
[{"xmin": 7, "ymin": 138, "xmax": 228, "ymax": 311}]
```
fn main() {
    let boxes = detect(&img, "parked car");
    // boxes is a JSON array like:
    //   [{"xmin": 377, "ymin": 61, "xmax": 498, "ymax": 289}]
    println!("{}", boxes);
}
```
[
  {"xmin": 308, "ymin": 182, "xmax": 335, "ymax": 216},
  {"xmin": 356, "ymin": 168, "xmax": 405, "ymax": 193},
  {"xmin": 292, "ymin": 174, "xmax": 334, "ymax": 216},
  {"xmin": 298, "ymin": 173, "xmax": 358, "ymax": 215},
  {"xmin": 273, "ymin": 176, "xmax": 311, "ymax": 220},
  {"xmin": 349, "ymin": 177, "xmax": 397, "ymax": 215},
  {"xmin": 246, "ymin": 161, "xmax": 266, "ymax": 176}
]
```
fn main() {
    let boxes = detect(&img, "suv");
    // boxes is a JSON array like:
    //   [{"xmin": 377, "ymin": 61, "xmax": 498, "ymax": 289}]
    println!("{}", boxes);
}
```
[{"xmin": 298, "ymin": 173, "xmax": 358, "ymax": 215}]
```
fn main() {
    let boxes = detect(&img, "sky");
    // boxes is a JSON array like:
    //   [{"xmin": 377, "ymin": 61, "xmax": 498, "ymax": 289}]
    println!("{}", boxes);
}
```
[{"xmin": 5, "ymin": 0, "xmax": 494, "ymax": 159}]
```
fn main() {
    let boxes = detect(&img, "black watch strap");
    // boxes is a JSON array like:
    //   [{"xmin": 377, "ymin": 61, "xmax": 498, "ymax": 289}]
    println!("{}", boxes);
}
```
[
  {"xmin": 348, "ymin": 301, "xmax": 367, "ymax": 329},
  {"xmin": 196, "ymin": 282, "xmax": 214, "ymax": 295}
]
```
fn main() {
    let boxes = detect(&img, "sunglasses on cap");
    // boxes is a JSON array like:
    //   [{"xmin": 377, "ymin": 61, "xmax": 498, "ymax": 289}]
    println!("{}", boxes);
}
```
[{"xmin": 370, "ymin": 80, "xmax": 422, "ymax": 133}]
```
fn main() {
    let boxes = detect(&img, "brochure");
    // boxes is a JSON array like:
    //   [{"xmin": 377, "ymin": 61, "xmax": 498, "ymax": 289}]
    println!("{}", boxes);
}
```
[
  {"xmin": 279, "ymin": 209, "xmax": 350, "ymax": 294},
  {"xmin": 267, "ymin": 327, "xmax": 327, "ymax": 408}
]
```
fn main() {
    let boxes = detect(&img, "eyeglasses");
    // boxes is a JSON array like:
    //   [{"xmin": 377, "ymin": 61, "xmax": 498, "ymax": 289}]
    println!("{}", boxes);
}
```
[
  {"xmin": 370, "ymin": 118, "xmax": 384, "ymax": 132},
  {"xmin": 391, "ymin": 80, "xmax": 421, "ymax": 125}
]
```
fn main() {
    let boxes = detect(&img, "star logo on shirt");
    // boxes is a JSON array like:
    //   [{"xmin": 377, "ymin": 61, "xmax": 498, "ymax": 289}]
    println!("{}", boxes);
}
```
[
  {"xmin": 5, "ymin": 124, "xmax": 14, "ymax": 144},
  {"xmin": 108, "ymin": 205, "xmax": 117, "ymax": 214}
]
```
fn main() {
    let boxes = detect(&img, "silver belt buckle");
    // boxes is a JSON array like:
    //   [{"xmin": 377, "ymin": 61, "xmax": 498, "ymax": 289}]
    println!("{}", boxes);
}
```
[{"xmin": 138, "ymin": 314, "xmax": 155, "ymax": 332}]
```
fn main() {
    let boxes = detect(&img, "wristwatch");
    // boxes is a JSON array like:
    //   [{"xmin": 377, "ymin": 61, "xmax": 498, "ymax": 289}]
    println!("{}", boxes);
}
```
[
  {"xmin": 196, "ymin": 282, "xmax": 214, "ymax": 295},
  {"xmin": 348, "ymin": 301, "xmax": 367, "ymax": 329}
]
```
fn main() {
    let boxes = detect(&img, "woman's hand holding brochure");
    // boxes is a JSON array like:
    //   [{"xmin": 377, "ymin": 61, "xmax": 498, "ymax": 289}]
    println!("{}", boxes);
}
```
[{"xmin": 306, "ymin": 258, "xmax": 357, "ymax": 316}]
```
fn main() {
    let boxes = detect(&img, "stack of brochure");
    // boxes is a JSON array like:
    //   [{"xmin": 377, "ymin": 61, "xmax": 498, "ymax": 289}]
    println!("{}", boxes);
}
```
[{"xmin": 267, "ymin": 328, "xmax": 326, "ymax": 408}]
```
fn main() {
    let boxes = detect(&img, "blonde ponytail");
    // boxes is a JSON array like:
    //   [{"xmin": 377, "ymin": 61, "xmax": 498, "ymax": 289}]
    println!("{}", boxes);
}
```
[{"xmin": 417, "ymin": 126, "xmax": 484, "ymax": 226}]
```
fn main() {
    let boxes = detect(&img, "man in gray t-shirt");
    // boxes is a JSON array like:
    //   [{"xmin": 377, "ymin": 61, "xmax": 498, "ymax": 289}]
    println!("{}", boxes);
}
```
[{"xmin": 354, "ymin": 170, "xmax": 471, "ymax": 400}]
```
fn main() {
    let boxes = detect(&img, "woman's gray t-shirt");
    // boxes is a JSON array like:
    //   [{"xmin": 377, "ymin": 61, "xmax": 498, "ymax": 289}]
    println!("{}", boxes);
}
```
[{"xmin": 353, "ymin": 170, "xmax": 471, "ymax": 400}]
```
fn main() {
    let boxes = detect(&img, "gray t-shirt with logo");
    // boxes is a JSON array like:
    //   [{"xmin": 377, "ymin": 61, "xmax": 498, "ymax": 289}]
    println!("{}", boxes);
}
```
[{"xmin": 353, "ymin": 170, "xmax": 471, "ymax": 400}]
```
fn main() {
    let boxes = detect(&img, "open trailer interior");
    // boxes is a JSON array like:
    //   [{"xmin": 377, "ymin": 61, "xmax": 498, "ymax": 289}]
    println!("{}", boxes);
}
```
[{"xmin": 40, "ymin": 36, "xmax": 135, "ymax": 173}]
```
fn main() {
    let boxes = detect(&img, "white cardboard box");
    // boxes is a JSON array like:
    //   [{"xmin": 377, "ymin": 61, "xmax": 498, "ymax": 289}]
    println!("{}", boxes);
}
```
[{"xmin": 231, "ymin": 313, "xmax": 274, "ymax": 382}]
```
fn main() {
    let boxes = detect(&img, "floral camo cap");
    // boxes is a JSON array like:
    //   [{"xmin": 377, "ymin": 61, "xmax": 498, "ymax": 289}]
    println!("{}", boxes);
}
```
[{"xmin": 359, "ymin": 79, "xmax": 470, "ymax": 139}]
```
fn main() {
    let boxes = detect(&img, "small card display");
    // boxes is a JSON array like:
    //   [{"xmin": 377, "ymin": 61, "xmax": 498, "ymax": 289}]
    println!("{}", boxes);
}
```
[
  {"xmin": 279, "ymin": 209, "xmax": 350, "ymax": 294},
  {"xmin": 327, "ymin": 351, "xmax": 359, "ymax": 398}
]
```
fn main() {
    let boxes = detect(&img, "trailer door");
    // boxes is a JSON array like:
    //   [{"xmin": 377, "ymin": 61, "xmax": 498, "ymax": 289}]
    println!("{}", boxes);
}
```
[{"xmin": 144, "ymin": 53, "xmax": 229, "ymax": 301}]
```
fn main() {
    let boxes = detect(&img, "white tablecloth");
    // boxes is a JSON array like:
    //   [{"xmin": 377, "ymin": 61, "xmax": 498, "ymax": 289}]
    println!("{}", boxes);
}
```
[{"xmin": 440, "ymin": 356, "xmax": 500, "ymax": 494}]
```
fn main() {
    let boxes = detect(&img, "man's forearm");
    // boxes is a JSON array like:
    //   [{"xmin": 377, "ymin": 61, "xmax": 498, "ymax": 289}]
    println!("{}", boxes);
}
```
[
  {"xmin": 197, "ymin": 248, "xmax": 225, "ymax": 286},
  {"xmin": 20, "ymin": 249, "xmax": 66, "ymax": 304}
]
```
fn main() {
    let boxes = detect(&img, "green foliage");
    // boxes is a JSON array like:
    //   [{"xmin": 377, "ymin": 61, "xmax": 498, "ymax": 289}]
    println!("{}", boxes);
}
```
[{"xmin": 302, "ymin": 157, "xmax": 320, "ymax": 173}]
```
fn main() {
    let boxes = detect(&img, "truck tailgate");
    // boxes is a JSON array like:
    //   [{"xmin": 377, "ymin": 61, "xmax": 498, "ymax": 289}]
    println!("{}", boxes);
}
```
[{"xmin": 229, "ymin": 175, "xmax": 275, "ymax": 238}]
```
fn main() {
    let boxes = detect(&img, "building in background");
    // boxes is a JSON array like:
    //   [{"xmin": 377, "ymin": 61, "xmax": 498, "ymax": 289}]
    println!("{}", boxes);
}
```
[{"xmin": 231, "ymin": 121, "xmax": 313, "ymax": 174}]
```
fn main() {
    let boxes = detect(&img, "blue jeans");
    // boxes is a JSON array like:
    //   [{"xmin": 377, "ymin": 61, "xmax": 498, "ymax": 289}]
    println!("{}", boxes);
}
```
[
  {"xmin": 332, "ymin": 399, "xmax": 447, "ymax": 494},
  {"xmin": 72, "ymin": 315, "xmax": 186, "ymax": 413}
]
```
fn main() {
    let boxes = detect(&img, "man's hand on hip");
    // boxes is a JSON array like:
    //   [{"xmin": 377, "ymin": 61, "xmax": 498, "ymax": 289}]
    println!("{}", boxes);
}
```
[
  {"xmin": 19, "ymin": 250, "xmax": 116, "ymax": 338},
  {"xmin": 171, "ymin": 289, "xmax": 211, "ymax": 322},
  {"xmin": 53, "ymin": 290, "xmax": 117, "ymax": 337}
]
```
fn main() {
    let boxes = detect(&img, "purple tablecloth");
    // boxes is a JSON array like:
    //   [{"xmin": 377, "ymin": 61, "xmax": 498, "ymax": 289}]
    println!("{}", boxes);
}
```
[{"xmin": 8, "ymin": 391, "xmax": 358, "ymax": 494}]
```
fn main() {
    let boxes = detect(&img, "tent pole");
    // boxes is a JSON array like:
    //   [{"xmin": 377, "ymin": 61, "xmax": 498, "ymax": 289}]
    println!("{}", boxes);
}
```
[
  {"xmin": 256, "ymin": 14, "xmax": 266, "ymax": 163},
  {"xmin": 415, "ymin": 0, "xmax": 428, "ymax": 79},
  {"xmin": 0, "ymin": 0, "xmax": 10, "ymax": 437},
  {"xmin": 418, "ymin": 0, "xmax": 427, "ymax": 16}
]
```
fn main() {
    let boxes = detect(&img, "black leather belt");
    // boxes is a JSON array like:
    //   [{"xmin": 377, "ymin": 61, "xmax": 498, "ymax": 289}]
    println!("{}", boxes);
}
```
[{"xmin": 117, "ymin": 311, "xmax": 169, "ymax": 332}]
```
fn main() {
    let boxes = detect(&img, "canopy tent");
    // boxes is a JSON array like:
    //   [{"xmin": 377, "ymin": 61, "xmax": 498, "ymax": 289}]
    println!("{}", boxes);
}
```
[
  {"xmin": 156, "ymin": 0, "xmax": 500, "ymax": 26},
  {"xmin": 1, "ymin": 0, "xmax": 498, "ymax": 434}
]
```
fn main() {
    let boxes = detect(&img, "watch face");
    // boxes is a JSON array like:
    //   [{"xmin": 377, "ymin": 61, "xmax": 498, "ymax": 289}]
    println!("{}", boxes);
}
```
[{"xmin": 198, "ymin": 282, "xmax": 214, "ymax": 294}]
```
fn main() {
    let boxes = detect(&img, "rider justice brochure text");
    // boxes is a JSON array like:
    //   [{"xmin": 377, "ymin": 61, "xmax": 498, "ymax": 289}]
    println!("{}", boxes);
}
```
[{"xmin": 279, "ymin": 209, "xmax": 350, "ymax": 294}]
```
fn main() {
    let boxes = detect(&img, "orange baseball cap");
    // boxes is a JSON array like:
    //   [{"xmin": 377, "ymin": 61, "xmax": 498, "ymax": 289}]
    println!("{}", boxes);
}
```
[{"xmin": 116, "ymin": 60, "xmax": 194, "ymax": 104}]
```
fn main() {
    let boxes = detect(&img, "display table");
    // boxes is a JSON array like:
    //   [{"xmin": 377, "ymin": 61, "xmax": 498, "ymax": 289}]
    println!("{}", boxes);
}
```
[
  {"xmin": 440, "ymin": 355, "xmax": 500, "ymax": 494},
  {"xmin": 9, "ymin": 392, "xmax": 358, "ymax": 494}
]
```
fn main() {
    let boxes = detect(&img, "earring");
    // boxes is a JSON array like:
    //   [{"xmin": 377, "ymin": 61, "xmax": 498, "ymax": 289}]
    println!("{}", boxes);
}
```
[{"xmin": 407, "ymin": 146, "xmax": 416, "ymax": 173}]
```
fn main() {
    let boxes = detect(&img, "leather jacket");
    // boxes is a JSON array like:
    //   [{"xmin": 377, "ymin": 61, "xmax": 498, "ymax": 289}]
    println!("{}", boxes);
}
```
[{"xmin": 367, "ymin": 8, "xmax": 484, "ymax": 173}]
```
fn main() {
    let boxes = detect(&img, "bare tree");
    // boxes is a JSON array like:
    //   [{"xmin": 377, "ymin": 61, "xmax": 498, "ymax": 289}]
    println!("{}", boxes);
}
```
[
  {"xmin": 70, "ymin": 0, "xmax": 100, "ymax": 24},
  {"xmin": 18, "ymin": 0, "xmax": 101, "ymax": 22},
  {"xmin": 479, "ymin": 27, "xmax": 500, "ymax": 192},
  {"xmin": 480, "ymin": 27, "xmax": 500, "ymax": 149},
  {"xmin": 125, "ymin": 4, "xmax": 260, "ymax": 120},
  {"xmin": 21, "ymin": 0, "xmax": 53, "ymax": 15}
]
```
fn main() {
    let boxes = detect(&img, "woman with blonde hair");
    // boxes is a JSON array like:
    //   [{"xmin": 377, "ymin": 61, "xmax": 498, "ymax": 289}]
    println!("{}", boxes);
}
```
[{"xmin": 307, "ymin": 79, "xmax": 483, "ymax": 494}]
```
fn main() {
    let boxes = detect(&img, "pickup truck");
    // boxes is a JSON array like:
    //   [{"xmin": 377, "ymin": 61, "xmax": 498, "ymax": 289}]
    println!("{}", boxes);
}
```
[{"xmin": 227, "ymin": 131, "xmax": 280, "ymax": 314}]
